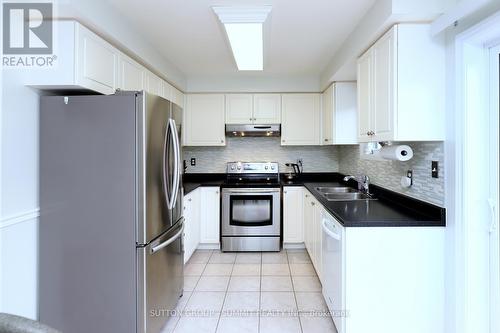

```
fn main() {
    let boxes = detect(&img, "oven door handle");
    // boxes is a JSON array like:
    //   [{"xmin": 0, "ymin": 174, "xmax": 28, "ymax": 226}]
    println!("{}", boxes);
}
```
[{"xmin": 224, "ymin": 188, "xmax": 280, "ymax": 194}]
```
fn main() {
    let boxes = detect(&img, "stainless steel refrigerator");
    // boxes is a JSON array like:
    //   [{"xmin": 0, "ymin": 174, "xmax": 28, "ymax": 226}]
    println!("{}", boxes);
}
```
[{"xmin": 39, "ymin": 91, "xmax": 184, "ymax": 333}]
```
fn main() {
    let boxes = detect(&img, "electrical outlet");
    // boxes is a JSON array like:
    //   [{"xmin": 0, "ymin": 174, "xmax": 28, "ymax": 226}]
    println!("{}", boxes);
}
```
[
  {"xmin": 432, "ymin": 161, "xmax": 439, "ymax": 178},
  {"xmin": 297, "ymin": 158, "xmax": 303, "ymax": 165},
  {"xmin": 190, "ymin": 158, "xmax": 196, "ymax": 166}
]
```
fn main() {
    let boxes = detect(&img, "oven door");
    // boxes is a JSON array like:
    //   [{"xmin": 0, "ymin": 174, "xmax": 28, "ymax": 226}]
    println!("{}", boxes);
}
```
[{"xmin": 222, "ymin": 188, "xmax": 281, "ymax": 236}]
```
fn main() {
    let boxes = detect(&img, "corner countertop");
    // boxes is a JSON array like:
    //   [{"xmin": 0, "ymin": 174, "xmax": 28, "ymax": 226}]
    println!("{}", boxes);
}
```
[{"xmin": 182, "ymin": 172, "xmax": 446, "ymax": 227}]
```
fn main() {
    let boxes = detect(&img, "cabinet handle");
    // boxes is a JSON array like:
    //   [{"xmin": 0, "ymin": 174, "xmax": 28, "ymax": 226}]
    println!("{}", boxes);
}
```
[
  {"xmin": 305, "ymin": 194, "xmax": 309, "ymax": 198},
  {"xmin": 188, "ymin": 198, "xmax": 192, "ymax": 202},
  {"xmin": 311, "ymin": 201, "xmax": 315, "ymax": 206},
  {"xmin": 249, "ymin": 118, "xmax": 253, "ymax": 121},
  {"xmin": 215, "ymin": 191, "xmax": 219, "ymax": 194},
  {"xmin": 282, "ymin": 140, "xmax": 285, "ymax": 142},
  {"xmin": 220, "ymin": 139, "xmax": 224, "ymax": 143},
  {"xmin": 324, "ymin": 139, "xmax": 329, "ymax": 142},
  {"xmin": 366, "ymin": 131, "xmax": 370, "ymax": 136}
]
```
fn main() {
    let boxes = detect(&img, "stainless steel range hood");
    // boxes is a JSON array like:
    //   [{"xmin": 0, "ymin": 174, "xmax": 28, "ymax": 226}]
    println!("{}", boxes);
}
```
[{"xmin": 226, "ymin": 124, "xmax": 280, "ymax": 137}]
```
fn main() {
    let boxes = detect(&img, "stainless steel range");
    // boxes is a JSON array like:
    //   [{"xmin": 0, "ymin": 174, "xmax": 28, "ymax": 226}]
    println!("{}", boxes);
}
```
[{"xmin": 222, "ymin": 162, "xmax": 281, "ymax": 252}]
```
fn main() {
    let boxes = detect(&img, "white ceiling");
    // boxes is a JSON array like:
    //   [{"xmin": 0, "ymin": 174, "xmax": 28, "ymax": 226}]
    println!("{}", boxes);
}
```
[{"xmin": 105, "ymin": 0, "xmax": 376, "ymax": 79}]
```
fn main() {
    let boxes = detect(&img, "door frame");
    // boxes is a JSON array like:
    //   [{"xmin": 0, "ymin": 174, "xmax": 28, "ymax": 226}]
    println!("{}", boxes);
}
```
[{"xmin": 454, "ymin": 10, "xmax": 500, "ymax": 333}]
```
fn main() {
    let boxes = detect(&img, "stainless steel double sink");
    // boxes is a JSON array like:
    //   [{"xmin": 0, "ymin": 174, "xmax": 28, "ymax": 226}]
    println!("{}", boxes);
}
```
[{"xmin": 315, "ymin": 186, "xmax": 375, "ymax": 201}]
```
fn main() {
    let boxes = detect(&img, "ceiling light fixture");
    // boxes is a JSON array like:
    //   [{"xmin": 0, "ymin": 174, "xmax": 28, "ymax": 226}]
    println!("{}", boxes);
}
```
[{"xmin": 213, "ymin": 6, "xmax": 272, "ymax": 71}]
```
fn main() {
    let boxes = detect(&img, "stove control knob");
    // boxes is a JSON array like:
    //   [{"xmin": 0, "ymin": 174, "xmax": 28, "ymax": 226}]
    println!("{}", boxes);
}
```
[
  {"xmin": 265, "ymin": 165, "xmax": 269, "ymax": 170},
  {"xmin": 271, "ymin": 165, "xmax": 275, "ymax": 170},
  {"xmin": 230, "ymin": 165, "xmax": 235, "ymax": 170},
  {"xmin": 237, "ymin": 166, "xmax": 241, "ymax": 170}
]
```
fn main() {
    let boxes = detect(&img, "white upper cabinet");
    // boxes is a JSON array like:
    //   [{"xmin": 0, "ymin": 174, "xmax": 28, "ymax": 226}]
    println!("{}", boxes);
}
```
[
  {"xmin": 281, "ymin": 94, "xmax": 321, "ymax": 145},
  {"xmin": 321, "ymin": 82, "xmax": 358, "ymax": 145},
  {"xmin": 184, "ymin": 94, "xmax": 226, "ymax": 146},
  {"xmin": 253, "ymin": 94, "xmax": 281, "ymax": 124},
  {"xmin": 29, "ymin": 21, "xmax": 185, "ymax": 104},
  {"xmin": 118, "ymin": 55, "xmax": 144, "ymax": 91},
  {"xmin": 357, "ymin": 49, "xmax": 372, "ymax": 142},
  {"xmin": 225, "ymin": 94, "xmax": 281, "ymax": 124},
  {"xmin": 356, "ymin": 24, "xmax": 445, "ymax": 142},
  {"xmin": 145, "ymin": 72, "xmax": 163, "ymax": 97},
  {"xmin": 161, "ymin": 81, "xmax": 173, "ymax": 101},
  {"xmin": 75, "ymin": 23, "xmax": 118, "ymax": 94},
  {"xmin": 171, "ymin": 87, "xmax": 185, "ymax": 108},
  {"xmin": 225, "ymin": 94, "xmax": 254, "ymax": 124}
]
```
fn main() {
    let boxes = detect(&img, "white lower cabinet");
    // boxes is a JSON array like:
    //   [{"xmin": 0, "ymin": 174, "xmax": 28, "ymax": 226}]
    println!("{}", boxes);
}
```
[
  {"xmin": 283, "ymin": 187, "xmax": 304, "ymax": 244},
  {"xmin": 342, "ymin": 227, "xmax": 445, "ymax": 333},
  {"xmin": 199, "ymin": 187, "xmax": 221, "ymax": 248},
  {"xmin": 286, "ymin": 187, "xmax": 445, "ymax": 333},
  {"xmin": 302, "ymin": 189, "xmax": 322, "ymax": 280},
  {"xmin": 184, "ymin": 187, "xmax": 221, "ymax": 263},
  {"xmin": 183, "ymin": 190, "xmax": 200, "ymax": 264}
]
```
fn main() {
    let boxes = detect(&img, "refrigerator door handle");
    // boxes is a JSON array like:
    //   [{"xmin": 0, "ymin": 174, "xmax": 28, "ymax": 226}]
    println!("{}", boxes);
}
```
[
  {"xmin": 170, "ymin": 119, "xmax": 181, "ymax": 208},
  {"xmin": 150, "ymin": 219, "xmax": 184, "ymax": 254},
  {"xmin": 163, "ymin": 119, "xmax": 175, "ymax": 210}
]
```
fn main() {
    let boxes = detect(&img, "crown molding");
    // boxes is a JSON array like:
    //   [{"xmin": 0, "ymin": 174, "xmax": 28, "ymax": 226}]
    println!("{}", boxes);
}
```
[{"xmin": 212, "ymin": 6, "xmax": 272, "ymax": 24}]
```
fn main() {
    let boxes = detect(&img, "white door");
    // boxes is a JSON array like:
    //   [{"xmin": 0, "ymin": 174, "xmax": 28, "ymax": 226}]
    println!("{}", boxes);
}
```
[
  {"xmin": 357, "ymin": 50, "xmax": 372, "ymax": 142},
  {"xmin": 372, "ymin": 27, "xmax": 395, "ymax": 141},
  {"xmin": 118, "ymin": 55, "xmax": 144, "ymax": 91},
  {"xmin": 488, "ymin": 44, "xmax": 500, "ymax": 333},
  {"xmin": 225, "ymin": 94, "xmax": 253, "ymax": 124},
  {"xmin": 184, "ymin": 94, "xmax": 226, "ymax": 146},
  {"xmin": 253, "ymin": 94, "xmax": 281, "ymax": 124},
  {"xmin": 283, "ymin": 187, "xmax": 304, "ymax": 243},
  {"xmin": 321, "ymin": 84, "xmax": 334, "ymax": 145},
  {"xmin": 200, "ymin": 187, "xmax": 220, "ymax": 245},
  {"xmin": 281, "ymin": 94, "xmax": 321, "ymax": 145}
]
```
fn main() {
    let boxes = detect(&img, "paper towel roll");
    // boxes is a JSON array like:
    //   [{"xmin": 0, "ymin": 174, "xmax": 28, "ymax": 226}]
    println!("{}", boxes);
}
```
[{"xmin": 380, "ymin": 145, "xmax": 413, "ymax": 161}]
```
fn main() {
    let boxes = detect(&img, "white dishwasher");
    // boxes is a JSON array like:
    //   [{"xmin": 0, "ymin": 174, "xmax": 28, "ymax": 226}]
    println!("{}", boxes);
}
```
[{"xmin": 321, "ymin": 211, "xmax": 345, "ymax": 333}]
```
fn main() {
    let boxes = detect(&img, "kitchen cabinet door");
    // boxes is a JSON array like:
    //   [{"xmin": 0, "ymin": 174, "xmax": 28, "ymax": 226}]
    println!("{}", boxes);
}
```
[
  {"xmin": 357, "ymin": 49, "xmax": 372, "ymax": 142},
  {"xmin": 75, "ymin": 24, "xmax": 118, "ymax": 94},
  {"xmin": 184, "ymin": 94, "xmax": 226, "ymax": 146},
  {"xmin": 321, "ymin": 85, "xmax": 334, "ymax": 145},
  {"xmin": 372, "ymin": 28, "xmax": 395, "ymax": 141},
  {"xmin": 283, "ymin": 187, "xmax": 304, "ymax": 244},
  {"xmin": 118, "ymin": 55, "xmax": 144, "ymax": 91},
  {"xmin": 253, "ymin": 94, "xmax": 281, "ymax": 124},
  {"xmin": 199, "ymin": 187, "xmax": 220, "ymax": 246},
  {"xmin": 303, "ymin": 191, "xmax": 315, "ymax": 258},
  {"xmin": 184, "ymin": 190, "xmax": 200, "ymax": 263},
  {"xmin": 225, "ymin": 94, "xmax": 253, "ymax": 124},
  {"xmin": 281, "ymin": 94, "xmax": 321, "ymax": 145},
  {"xmin": 161, "ymin": 81, "xmax": 173, "ymax": 101},
  {"xmin": 145, "ymin": 72, "xmax": 163, "ymax": 97},
  {"xmin": 172, "ymin": 87, "xmax": 185, "ymax": 108},
  {"xmin": 313, "ymin": 204, "xmax": 323, "ymax": 281}
]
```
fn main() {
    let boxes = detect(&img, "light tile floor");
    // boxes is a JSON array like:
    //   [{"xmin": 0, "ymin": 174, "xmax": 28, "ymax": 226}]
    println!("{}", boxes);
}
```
[{"xmin": 163, "ymin": 249, "xmax": 337, "ymax": 333}]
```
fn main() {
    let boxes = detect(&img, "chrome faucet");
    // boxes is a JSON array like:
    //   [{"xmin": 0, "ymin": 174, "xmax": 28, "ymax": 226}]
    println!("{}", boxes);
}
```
[{"xmin": 343, "ymin": 174, "xmax": 371, "ymax": 194}]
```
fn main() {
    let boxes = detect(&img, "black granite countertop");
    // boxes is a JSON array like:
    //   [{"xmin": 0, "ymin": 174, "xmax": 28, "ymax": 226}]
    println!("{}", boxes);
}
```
[{"xmin": 183, "ymin": 172, "xmax": 446, "ymax": 227}]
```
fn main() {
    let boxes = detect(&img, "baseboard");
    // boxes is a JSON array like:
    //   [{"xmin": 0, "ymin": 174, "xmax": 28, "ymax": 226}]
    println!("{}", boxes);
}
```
[
  {"xmin": 283, "ymin": 242, "xmax": 305, "ymax": 249},
  {"xmin": 197, "ymin": 243, "xmax": 220, "ymax": 250}
]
